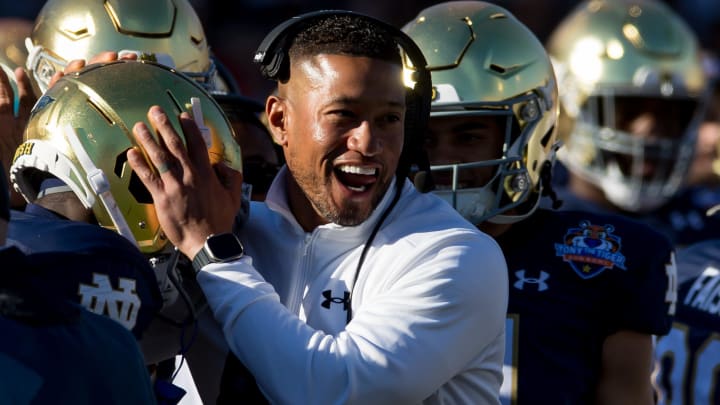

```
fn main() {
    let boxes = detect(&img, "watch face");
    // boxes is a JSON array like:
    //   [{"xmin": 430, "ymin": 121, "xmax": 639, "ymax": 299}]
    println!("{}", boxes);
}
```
[{"xmin": 206, "ymin": 233, "xmax": 244, "ymax": 261}]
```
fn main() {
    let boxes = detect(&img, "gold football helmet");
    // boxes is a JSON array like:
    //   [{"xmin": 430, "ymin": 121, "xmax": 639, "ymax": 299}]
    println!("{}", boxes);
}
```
[
  {"xmin": 404, "ymin": 1, "xmax": 560, "ymax": 224},
  {"xmin": 10, "ymin": 60, "xmax": 242, "ymax": 254},
  {"xmin": 548, "ymin": 0, "xmax": 707, "ymax": 212},
  {"xmin": 25, "ymin": 0, "xmax": 216, "ymax": 94}
]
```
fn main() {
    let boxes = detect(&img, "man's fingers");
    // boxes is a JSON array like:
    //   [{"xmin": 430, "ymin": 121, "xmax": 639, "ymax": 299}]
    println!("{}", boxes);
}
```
[
  {"xmin": 147, "ymin": 106, "xmax": 192, "ymax": 170},
  {"xmin": 51, "ymin": 58, "xmax": 86, "ymax": 90},
  {"xmin": 49, "ymin": 52, "xmax": 132, "ymax": 90},
  {"xmin": 126, "ymin": 146, "xmax": 162, "ymax": 196},
  {"xmin": 63, "ymin": 59, "xmax": 86, "ymax": 74},
  {"xmin": 0, "ymin": 67, "xmax": 14, "ymax": 116},
  {"xmin": 15, "ymin": 68, "xmax": 36, "ymax": 121},
  {"xmin": 180, "ymin": 111, "xmax": 213, "ymax": 174},
  {"xmin": 118, "ymin": 52, "xmax": 138, "ymax": 61},
  {"xmin": 87, "ymin": 51, "xmax": 120, "ymax": 65},
  {"xmin": 132, "ymin": 119, "xmax": 178, "ymax": 178},
  {"xmin": 48, "ymin": 71, "xmax": 65, "ymax": 89}
]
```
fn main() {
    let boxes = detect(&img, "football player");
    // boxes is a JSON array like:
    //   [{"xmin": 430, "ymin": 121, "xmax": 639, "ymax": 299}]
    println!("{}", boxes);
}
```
[
  {"xmin": 653, "ymin": 150, "xmax": 720, "ymax": 404},
  {"xmin": 546, "ymin": 0, "xmax": 716, "ymax": 246},
  {"xmin": 2, "ymin": 1, "xmax": 268, "ymax": 399},
  {"xmin": 653, "ymin": 234, "xmax": 720, "ymax": 404},
  {"xmin": 0, "ymin": 160, "xmax": 157, "ymax": 403},
  {"xmin": 404, "ymin": 2, "xmax": 677, "ymax": 403},
  {"xmin": 8, "ymin": 60, "xmax": 243, "ymax": 403}
]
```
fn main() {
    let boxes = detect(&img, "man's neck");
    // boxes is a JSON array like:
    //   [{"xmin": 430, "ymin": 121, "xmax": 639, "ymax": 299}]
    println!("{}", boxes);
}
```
[
  {"xmin": 35, "ymin": 192, "xmax": 95, "ymax": 223},
  {"xmin": 284, "ymin": 175, "xmax": 328, "ymax": 232},
  {"xmin": 568, "ymin": 174, "xmax": 618, "ymax": 212},
  {"xmin": 479, "ymin": 221, "xmax": 513, "ymax": 238}
]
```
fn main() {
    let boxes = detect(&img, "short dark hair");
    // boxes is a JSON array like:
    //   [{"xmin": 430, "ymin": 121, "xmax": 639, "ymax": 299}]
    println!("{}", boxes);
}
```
[{"xmin": 288, "ymin": 15, "xmax": 401, "ymax": 67}]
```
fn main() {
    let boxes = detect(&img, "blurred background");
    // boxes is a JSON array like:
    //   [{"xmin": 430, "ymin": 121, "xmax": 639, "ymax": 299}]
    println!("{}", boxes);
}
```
[{"xmin": 1, "ymin": 0, "xmax": 718, "ymax": 100}]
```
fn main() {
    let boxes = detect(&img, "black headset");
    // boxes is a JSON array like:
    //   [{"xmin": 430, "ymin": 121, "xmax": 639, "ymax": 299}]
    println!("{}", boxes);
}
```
[{"xmin": 253, "ymin": 9, "xmax": 433, "ymax": 187}]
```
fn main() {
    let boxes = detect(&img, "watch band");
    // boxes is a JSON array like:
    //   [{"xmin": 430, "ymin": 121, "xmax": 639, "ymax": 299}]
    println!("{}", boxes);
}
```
[
  {"xmin": 191, "ymin": 233, "xmax": 244, "ymax": 273},
  {"xmin": 191, "ymin": 246, "xmax": 213, "ymax": 273}
]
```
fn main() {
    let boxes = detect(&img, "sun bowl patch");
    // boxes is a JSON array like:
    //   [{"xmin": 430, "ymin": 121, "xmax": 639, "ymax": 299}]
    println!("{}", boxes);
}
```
[{"xmin": 554, "ymin": 220, "xmax": 627, "ymax": 279}]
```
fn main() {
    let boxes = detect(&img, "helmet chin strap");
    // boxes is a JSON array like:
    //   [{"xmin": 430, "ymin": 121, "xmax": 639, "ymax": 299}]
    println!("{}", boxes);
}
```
[
  {"xmin": 24, "ymin": 38, "xmax": 66, "ymax": 93},
  {"xmin": 489, "ymin": 160, "xmax": 560, "ymax": 224},
  {"xmin": 63, "ymin": 124, "xmax": 137, "ymax": 246},
  {"xmin": 488, "ymin": 191, "xmax": 542, "ymax": 224}
]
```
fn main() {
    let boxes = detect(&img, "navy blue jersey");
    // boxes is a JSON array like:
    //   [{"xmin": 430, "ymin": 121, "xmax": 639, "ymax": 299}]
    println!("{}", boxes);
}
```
[
  {"xmin": 548, "ymin": 183, "xmax": 720, "ymax": 247},
  {"xmin": 654, "ymin": 239, "xmax": 720, "ymax": 405},
  {"xmin": 649, "ymin": 187, "xmax": 720, "ymax": 246},
  {"xmin": 497, "ymin": 209, "xmax": 676, "ymax": 404},
  {"xmin": 0, "ymin": 246, "xmax": 156, "ymax": 404},
  {"xmin": 6, "ymin": 204, "xmax": 162, "ymax": 339}
]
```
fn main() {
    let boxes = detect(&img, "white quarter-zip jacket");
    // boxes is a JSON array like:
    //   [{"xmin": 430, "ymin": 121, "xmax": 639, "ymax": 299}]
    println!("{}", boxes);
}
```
[{"xmin": 196, "ymin": 168, "xmax": 509, "ymax": 404}]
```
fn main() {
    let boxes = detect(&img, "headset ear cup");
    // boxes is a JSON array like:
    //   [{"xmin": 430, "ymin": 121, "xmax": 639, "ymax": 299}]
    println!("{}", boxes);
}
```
[
  {"xmin": 398, "ymin": 88, "xmax": 433, "ymax": 192},
  {"xmin": 399, "ymin": 77, "xmax": 433, "ymax": 191},
  {"xmin": 398, "ymin": 91, "xmax": 417, "ymax": 179}
]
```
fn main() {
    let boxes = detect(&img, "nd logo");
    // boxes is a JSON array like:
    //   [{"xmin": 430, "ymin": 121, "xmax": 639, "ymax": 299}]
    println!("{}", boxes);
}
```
[{"xmin": 78, "ymin": 273, "xmax": 141, "ymax": 330}]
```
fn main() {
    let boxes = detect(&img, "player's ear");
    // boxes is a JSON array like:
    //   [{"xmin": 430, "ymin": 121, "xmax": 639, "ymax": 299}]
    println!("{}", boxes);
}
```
[{"xmin": 266, "ymin": 95, "xmax": 288, "ymax": 146}]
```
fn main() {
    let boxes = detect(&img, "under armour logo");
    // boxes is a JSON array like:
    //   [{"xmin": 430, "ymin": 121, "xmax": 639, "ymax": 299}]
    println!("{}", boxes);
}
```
[
  {"xmin": 78, "ymin": 274, "xmax": 141, "ymax": 330},
  {"xmin": 321, "ymin": 290, "xmax": 350, "ymax": 311},
  {"xmin": 513, "ymin": 270, "xmax": 550, "ymax": 291}
]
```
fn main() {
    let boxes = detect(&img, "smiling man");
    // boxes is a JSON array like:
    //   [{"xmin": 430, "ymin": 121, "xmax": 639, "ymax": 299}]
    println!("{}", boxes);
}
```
[
  {"xmin": 126, "ymin": 11, "xmax": 508, "ymax": 405},
  {"xmin": 268, "ymin": 52, "xmax": 405, "ymax": 228}
]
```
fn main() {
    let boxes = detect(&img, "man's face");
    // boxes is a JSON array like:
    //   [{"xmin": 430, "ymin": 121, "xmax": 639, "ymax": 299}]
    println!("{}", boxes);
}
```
[
  {"xmin": 425, "ymin": 114, "xmax": 506, "ymax": 189},
  {"xmin": 604, "ymin": 96, "xmax": 697, "ymax": 180},
  {"xmin": 272, "ymin": 54, "xmax": 405, "ymax": 228},
  {"xmin": 614, "ymin": 97, "xmax": 696, "ymax": 140}
]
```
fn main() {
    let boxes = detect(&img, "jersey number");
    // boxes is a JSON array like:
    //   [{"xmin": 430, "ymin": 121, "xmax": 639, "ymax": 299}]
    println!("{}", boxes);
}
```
[{"xmin": 654, "ymin": 323, "xmax": 720, "ymax": 405}]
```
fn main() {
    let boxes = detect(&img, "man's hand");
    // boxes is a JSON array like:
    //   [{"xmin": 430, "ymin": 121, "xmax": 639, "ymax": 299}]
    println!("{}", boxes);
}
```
[
  {"xmin": 0, "ymin": 67, "xmax": 36, "ymax": 208},
  {"xmin": 126, "ymin": 106, "xmax": 244, "ymax": 260},
  {"xmin": 48, "ymin": 51, "xmax": 138, "ymax": 89}
]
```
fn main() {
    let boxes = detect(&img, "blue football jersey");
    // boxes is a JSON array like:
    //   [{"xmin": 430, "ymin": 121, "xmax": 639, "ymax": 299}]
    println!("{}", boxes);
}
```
[
  {"xmin": 498, "ymin": 209, "xmax": 676, "ymax": 404},
  {"xmin": 649, "ymin": 187, "xmax": 720, "ymax": 246},
  {"xmin": 0, "ymin": 246, "xmax": 156, "ymax": 404},
  {"xmin": 6, "ymin": 204, "xmax": 162, "ymax": 339},
  {"xmin": 654, "ymin": 239, "xmax": 720, "ymax": 405}
]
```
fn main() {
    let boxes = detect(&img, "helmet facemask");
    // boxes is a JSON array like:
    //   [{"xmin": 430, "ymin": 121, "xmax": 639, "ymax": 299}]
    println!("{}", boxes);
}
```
[{"xmin": 428, "ymin": 96, "xmax": 548, "ymax": 225}]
